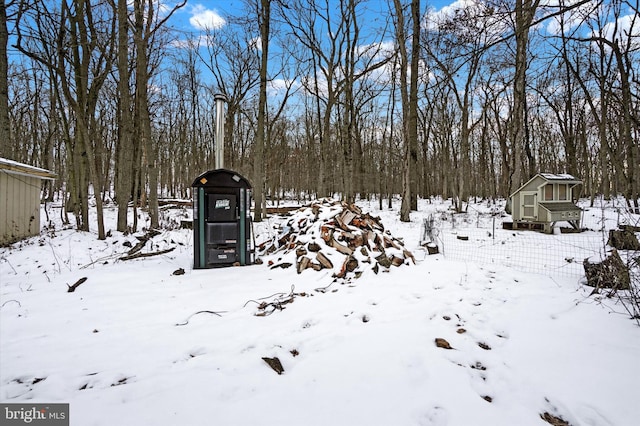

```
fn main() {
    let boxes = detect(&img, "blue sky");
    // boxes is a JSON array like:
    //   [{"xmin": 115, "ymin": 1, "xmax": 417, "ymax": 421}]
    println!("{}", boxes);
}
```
[{"xmin": 172, "ymin": 0, "xmax": 460, "ymax": 33}]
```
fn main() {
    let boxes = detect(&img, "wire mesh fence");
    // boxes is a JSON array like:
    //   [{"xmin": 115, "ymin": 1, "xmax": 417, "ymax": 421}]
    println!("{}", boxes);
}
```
[
  {"xmin": 425, "ymin": 212, "xmax": 610, "ymax": 278},
  {"xmin": 417, "ymin": 202, "xmax": 639, "ymax": 324}
]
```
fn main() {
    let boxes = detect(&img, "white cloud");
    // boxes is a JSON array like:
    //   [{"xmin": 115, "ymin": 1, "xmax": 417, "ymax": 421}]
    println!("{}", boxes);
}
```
[
  {"xmin": 169, "ymin": 35, "xmax": 209, "ymax": 50},
  {"xmin": 544, "ymin": 0, "xmax": 597, "ymax": 35},
  {"xmin": 267, "ymin": 79, "xmax": 300, "ymax": 98},
  {"xmin": 425, "ymin": 0, "xmax": 509, "ymax": 42},
  {"xmin": 189, "ymin": 4, "xmax": 226, "ymax": 30},
  {"xmin": 249, "ymin": 36, "xmax": 262, "ymax": 51},
  {"xmin": 427, "ymin": 0, "xmax": 480, "ymax": 29},
  {"xmin": 601, "ymin": 13, "xmax": 640, "ymax": 48}
]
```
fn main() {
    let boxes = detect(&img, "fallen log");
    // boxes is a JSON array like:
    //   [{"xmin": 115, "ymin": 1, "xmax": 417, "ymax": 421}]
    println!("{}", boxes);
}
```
[
  {"xmin": 119, "ymin": 247, "xmax": 175, "ymax": 261},
  {"xmin": 126, "ymin": 229, "xmax": 161, "ymax": 255}
]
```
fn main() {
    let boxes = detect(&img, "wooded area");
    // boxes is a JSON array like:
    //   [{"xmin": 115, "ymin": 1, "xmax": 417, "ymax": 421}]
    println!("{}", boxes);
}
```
[{"xmin": 1, "ymin": 0, "xmax": 638, "ymax": 237}]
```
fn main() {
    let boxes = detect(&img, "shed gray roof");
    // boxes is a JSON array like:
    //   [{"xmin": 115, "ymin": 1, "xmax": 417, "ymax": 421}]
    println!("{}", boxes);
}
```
[
  {"xmin": 511, "ymin": 172, "xmax": 583, "ymax": 198},
  {"xmin": 539, "ymin": 173, "xmax": 581, "ymax": 183},
  {"xmin": 538, "ymin": 202, "xmax": 582, "ymax": 212},
  {"xmin": 0, "ymin": 158, "xmax": 56, "ymax": 180}
]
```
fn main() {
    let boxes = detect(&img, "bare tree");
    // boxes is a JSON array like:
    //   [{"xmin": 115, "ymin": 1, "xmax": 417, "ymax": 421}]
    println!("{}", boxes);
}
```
[
  {"xmin": 198, "ymin": 19, "xmax": 260, "ymax": 173},
  {"xmin": 392, "ymin": 0, "xmax": 419, "ymax": 222},
  {"xmin": 424, "ymin": 2, "xmax": 496, "ymax": 212},
  {"xmin": 132, "ymin": 0, "xmax": 185, "ymax": 229},
  {"xmin": 252, "ymin": 0, "xmax": 271, "ymax": 222},
  {"xmin": 15, "ymin": 0, "xmax": 116, "ymax": 238},
  {"xmin": 279, "ymin": 0, "xmax": 348, "ymax": 197},
  {"xmin": 115, "ymin": 0, "xmax": 134, "ymax": 232},
  {"xmin": 0, "ymin": 2, "xmax": 13, "ymax": 157}
]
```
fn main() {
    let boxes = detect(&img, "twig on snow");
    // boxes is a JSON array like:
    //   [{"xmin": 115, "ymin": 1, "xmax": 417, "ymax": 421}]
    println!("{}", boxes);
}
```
[
  {"xmin": 0, "ymin": 256, "xmax": 17, "ymax": 274},
  {"xmin": 0, "ymin": 299, "xmax": 21, "ymax": 309},
  {"xmin": 251, "ymin": 285, "xmax": 307, "ymax": 316},
  {"xmin": 175, "ymin": 310, "xmax": 225, "ymax": 326},
  {"xmin": 80, "ymin": 253, "xmax": 122, "ymax": 269}
]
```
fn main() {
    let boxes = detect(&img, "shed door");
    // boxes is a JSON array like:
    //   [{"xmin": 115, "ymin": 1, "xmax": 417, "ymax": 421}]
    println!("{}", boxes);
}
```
[{"xmin": 520, "ymin": 191, "xmax": 537, "ymax": 219}]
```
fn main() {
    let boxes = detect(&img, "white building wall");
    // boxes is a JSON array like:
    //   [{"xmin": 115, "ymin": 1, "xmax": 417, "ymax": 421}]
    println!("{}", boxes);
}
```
[{"xmin": 0, "ymin": 172, "xmax": 41, "ymax": 245}]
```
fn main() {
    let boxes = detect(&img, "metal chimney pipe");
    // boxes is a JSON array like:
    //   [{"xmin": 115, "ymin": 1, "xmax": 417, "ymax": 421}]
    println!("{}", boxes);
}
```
[{"xmin": 214, "ymin": 93, "xmax": 228, "ymax": 169}]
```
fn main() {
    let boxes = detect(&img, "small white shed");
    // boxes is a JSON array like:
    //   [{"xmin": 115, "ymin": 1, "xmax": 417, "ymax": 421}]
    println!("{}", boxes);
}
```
[
  {"xmin": 510, "ymin": 173, "xmax": 582, "ymax": 233},
  {"xmin": 0, "ymin": 158, "xmax": 56, "ymax": 245}
]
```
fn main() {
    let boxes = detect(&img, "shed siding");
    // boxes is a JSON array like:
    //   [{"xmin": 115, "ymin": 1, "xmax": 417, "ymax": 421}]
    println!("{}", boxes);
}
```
[
  {"xmin": 522, "ymin": 176, "xmax": 545, "ymax": 193},
  {"xmin": 512, "ymin": 176, "xmax": 545, "ymax": 221},
  {"xmin": 538, "ymin": 208, "xmax": 549, "ymax": 222},
  {"xmin": 0, "ymin": 172, "xmax": 41, "ymax": 245},
  {"xmin": 512, "ymin": 199, "xmax": 521, "ymax": 220},
  {"xmin": 510, "ymin": 173, "xmax": 582, "ymax": 232}
]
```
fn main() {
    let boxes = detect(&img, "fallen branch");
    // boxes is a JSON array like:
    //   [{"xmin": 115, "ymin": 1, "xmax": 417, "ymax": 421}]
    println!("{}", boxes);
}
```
[
  {"xmin": 119, "ymin": 247, "xmax": 175, "ymax": 261},
  {"xmin": 67, "ymin": 277, "xmax": 87, "ymax": 293},
  {"xmin": 126, "ymin": 229, "xmax": 162, "ymax": 256}
]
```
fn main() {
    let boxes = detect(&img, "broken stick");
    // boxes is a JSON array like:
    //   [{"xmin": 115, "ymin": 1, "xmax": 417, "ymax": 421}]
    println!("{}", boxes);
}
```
[{"xmin": 67, "ymin": 277, "xmax": 87, "ymax": 293}]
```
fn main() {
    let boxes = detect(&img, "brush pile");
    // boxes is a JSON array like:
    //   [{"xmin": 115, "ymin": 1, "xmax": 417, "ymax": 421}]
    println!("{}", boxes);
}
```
[{"xmin": 257, "ymin": 199, "xmax": 415, "ymax": 279}]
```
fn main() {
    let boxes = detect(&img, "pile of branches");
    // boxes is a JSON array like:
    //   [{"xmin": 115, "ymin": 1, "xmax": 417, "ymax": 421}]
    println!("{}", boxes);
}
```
[{"xmin": 257, "ymin": 199, "xmax": 414, "ymax": 279}]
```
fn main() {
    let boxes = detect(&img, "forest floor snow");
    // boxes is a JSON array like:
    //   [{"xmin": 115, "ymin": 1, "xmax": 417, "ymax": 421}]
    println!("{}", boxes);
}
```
[{"xmin": 1, "ymin": 197, "xmax": 639, "ymax": 426}]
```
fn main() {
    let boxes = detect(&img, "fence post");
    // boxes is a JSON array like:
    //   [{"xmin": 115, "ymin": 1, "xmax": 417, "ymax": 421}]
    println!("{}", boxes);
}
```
[{"xmin": 493, "ymin": 216, "xmax": 496, "ymax": 242}]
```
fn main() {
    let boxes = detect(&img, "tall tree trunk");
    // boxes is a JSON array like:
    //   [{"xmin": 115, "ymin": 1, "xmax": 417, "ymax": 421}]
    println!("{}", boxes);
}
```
[
  {"xmin": 253, "ymin": 0, "xmax": 270, "ymax": 222},
  {"xmin": 507, "ymin": 0, "xmax": 540, "ymax": 213},
  {"xmin": 0, "ymin": 2, "xmax": 10, "ymax": 156},
  {"xmin": 69, "ymin": 0, "xmax": 106, "ymax": 239},
  {"xmin": 395, "ymin": 0, "xmax": 419, "ymax": 222},
  {"xmin": 134, "ymin": 0, "xmax": 159, "ymax": 229},
  {"xmin": 408, "ymin": 0, "xmax": 419, "ymax": 212},
  {"xmin": 342, "ymin": 0, "xmax": 356, "ymax": 203},
  {"xmin": 116, "ymin": 0, "xmax": 134, "ymax": 232}
]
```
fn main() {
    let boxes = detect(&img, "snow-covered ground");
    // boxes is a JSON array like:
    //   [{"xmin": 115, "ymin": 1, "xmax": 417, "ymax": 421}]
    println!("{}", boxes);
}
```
[{"xmin": 1, "ymin": 197, "xmax": 639, "ymax": 426}]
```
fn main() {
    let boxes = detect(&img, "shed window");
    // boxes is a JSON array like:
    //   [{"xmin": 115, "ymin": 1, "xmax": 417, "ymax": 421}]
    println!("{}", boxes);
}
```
[
  {"xmin": 558, "ymin": 184, "xmax": 567, "ymax": 200},
  {"xmin": 523, "ymin": 194, "xmax": 535, "ymax": 205},
  {"xmin": 544, "ymin": 184, "xmax": 554, "ymax": 200}
]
